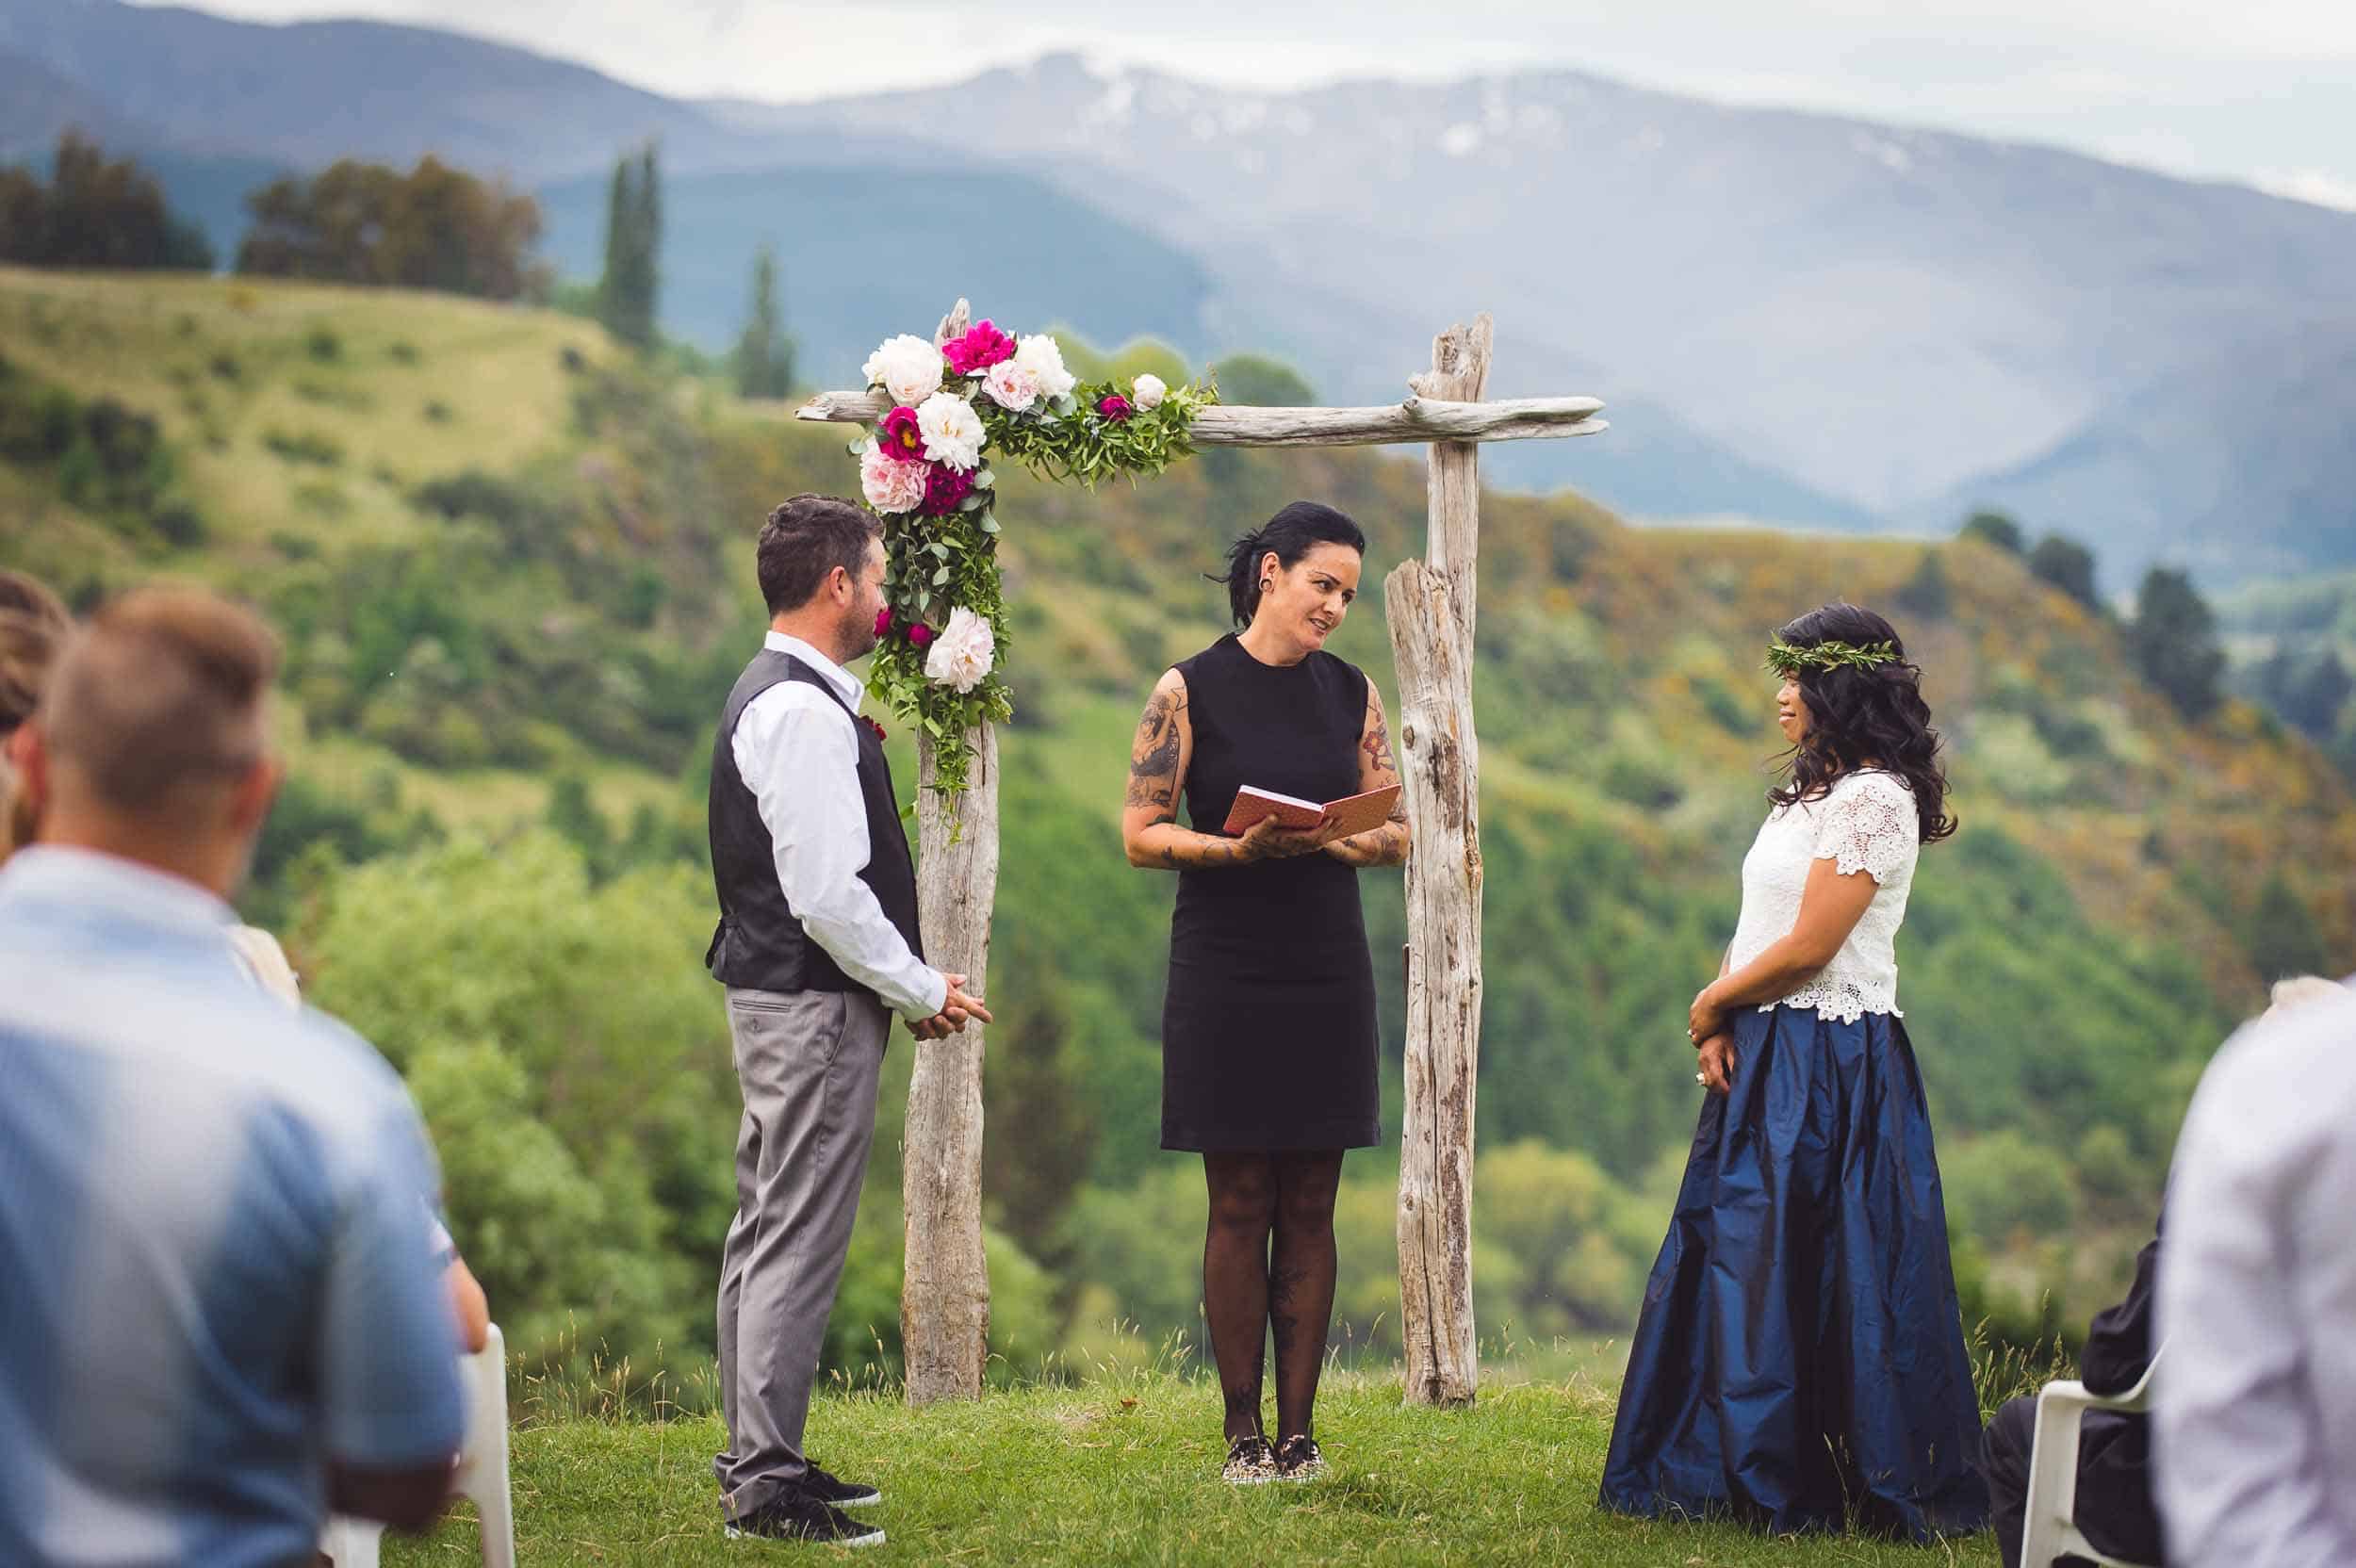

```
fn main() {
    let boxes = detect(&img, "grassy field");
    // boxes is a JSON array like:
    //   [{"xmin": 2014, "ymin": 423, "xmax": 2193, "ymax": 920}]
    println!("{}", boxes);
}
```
[{"xmin": 384, "ymin": 1368, "xmax": 2002, "ymax": 1566}]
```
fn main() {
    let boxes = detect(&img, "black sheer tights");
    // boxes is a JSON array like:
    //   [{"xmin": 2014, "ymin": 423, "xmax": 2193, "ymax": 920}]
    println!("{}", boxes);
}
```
[{"xmin": 1202, "ymin": 1151, "xmax": 1346, "ymax": 1444}]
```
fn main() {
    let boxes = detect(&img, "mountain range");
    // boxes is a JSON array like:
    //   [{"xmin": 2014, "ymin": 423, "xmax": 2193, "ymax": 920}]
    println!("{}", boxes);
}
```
[{"xmin": 5, "ymin": 0, "xmax": 2352, "ymax": 584}]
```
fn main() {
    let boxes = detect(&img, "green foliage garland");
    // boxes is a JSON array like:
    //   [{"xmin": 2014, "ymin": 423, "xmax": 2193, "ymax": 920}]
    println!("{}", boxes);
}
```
[{"xmin": 1763, "ymin": 637, "xmax": 1900, "ymax": 680}]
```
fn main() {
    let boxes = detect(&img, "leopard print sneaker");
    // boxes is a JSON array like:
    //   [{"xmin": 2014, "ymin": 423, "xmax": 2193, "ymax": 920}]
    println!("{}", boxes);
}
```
[{"xmin": 1220, "ymin": 1434, "xmax": 1279, "ymax": 1485}]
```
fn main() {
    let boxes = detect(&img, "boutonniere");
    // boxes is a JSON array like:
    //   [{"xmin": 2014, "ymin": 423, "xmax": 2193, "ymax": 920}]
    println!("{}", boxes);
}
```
[{"xmin": 859, "ymin": 715, "xmax": 888, "ymax": 743}]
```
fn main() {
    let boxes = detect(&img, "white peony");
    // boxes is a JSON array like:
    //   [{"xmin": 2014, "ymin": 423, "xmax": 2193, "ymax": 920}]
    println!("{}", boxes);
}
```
[
  {"xmin": 979, "ymin": 360, "xmax": 1042, "ymax": 413},
  {"xmin": 1131, "ymin": 372, "xmax": 1168, "ymax": 411},
  {"xmin": 862, "ymin": 334, "xmax": 945, "ymax": 406},
  {"xmin": 924, "ymin": 606, "xmax": 996, "ymax": 694},
  {"xmin": 859, "ymin": 441, "xmax": 929, "ymax": 514},
  {"xmin": 1012, "ymin": 334, "xmax": 1077, "ymax": 400},
  {"xmin": 915, "ymin": 390, "xmax": 986, "ymax": 471}
]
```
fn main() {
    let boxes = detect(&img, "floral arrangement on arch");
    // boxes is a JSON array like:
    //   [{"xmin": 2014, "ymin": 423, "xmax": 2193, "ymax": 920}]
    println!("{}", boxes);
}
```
[{"xmin": 852, "ymin": 316, "xmax": 1217, "ymax": 796}]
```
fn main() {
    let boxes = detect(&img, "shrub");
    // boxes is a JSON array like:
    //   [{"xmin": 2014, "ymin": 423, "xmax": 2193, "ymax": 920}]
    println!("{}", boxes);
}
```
[
  {"xmin": 262, "ymin": 428, "xmax": 344, "ymax": 466},
  {"xmin": 1944, "ymin": 1130, "xmax": 2079, "ymax": 1245},
  {"xmin": 304, "ymin": 324, "xmax": 341, "ymax": 362},
  {"xmin": 1959, "ymin": 510, "xmax": 2024, "ymax": 553},
  {"xmin": 423, "ymin": 400, "xmax": 453, "ymax": 423},
  {"xmin": 388, "ymin": 339, "xmax": 420, "ymax": 365},
  {"xmin": 150, "ymin": 498, "xmax": 207, "ymax": 547}
]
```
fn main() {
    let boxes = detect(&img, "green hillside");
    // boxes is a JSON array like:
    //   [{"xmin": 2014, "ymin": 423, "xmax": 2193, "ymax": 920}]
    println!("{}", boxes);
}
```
[{"xmin": 5, "ymin": 265, "xmax": 2350, "ymax": 1378}]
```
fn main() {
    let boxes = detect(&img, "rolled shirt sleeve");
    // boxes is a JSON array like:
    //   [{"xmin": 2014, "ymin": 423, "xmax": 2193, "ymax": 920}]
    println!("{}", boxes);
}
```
[
  {"xmin": 318, "ymin": 1095, "xmax": 467, "ymax": 1467},
  {"xmin": 733, "ymin": 684, "xmax": 946, "ymax": 1021}
]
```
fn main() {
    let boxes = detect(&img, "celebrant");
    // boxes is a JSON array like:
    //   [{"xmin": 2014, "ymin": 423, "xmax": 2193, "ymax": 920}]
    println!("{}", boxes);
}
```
[{"xmin": 1121, "ymin": 499, "xmax": 1410, "ymax": 1486}]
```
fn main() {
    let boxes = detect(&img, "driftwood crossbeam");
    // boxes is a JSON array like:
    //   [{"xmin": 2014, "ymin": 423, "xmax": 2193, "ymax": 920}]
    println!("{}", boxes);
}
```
[{"xmin": 796, "ymin": 307, "xmax": 1606, "ymax": 1409}]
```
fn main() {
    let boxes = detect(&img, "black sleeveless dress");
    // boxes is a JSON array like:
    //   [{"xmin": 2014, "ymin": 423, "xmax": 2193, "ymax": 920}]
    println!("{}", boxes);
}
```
[{"xmin": 1159, "ymin": 634, "xmax": 1382, "ymax": 1152}]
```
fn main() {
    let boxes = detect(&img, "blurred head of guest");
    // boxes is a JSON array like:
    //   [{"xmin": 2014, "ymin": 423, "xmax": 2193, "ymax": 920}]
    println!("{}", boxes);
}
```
[
  {"xmin": 0, "ymin": 571, "xmax": 73, "ymax": 859},
  {"xmin": 2267, "ymin": 973, "xmax": 2348, "ymax": 1017},
  {"xmin": 18, "ymin": 586, "xmax": 281, "ymax": 896}
]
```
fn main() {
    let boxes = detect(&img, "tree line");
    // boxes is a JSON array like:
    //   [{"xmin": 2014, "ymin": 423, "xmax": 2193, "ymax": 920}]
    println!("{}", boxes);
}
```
[
  {"xmin": 0, "ymin": 132, "xmax": 214, "ymax": 271},
  {"xmin": 4, "ymin": 133, "xmax": 793, "ymax": 396}
]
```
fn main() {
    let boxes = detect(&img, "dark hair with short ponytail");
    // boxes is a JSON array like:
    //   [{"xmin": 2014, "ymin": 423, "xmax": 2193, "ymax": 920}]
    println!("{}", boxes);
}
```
[{"xmin": 1211, "ymin": 500, "xmax": 1366, "ymax": 629}]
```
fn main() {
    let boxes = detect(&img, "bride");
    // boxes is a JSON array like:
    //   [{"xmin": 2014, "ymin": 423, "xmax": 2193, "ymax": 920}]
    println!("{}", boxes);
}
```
[{"xmin": 1598, "ymin": 603, "xmax": 1990, "ymax": 1540}]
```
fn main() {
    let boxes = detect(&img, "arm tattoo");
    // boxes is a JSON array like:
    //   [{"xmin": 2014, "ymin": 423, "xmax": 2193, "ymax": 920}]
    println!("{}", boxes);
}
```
[
  {"xmin": 1125, "ymin": 688, "xmax": 1184, "ymax": 810},
  {"xmin": 1363, "ymin": 707, "xmax": 1399, "ymax": 778}
]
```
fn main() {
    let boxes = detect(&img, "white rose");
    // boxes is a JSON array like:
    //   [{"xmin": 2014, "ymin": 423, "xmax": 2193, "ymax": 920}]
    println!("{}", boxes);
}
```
[
  {"xmin": 915, "ymin": 390, "xmax": 986, "ymax": 471},
  {"xmin": 924, "ymin": 606, "xmax": 996, "ymax": 694},
  {"xmin": 1012, "ymin": 334, "xmax": 1077, "ymax": 400},
  {"xmin": 1131, "ymin": 373, "xmax": 1167, "ymax": 411},
  {"xmin": 859, "ymin": 441, "xmax": 928, "ymax": 514},
  {"xmin": 980, "ymin": 360, "xmax": 1041, "ymax": 413},
  {"xmin": 862, "ymin": 333, "xmax": 945, "ymax": 406}
]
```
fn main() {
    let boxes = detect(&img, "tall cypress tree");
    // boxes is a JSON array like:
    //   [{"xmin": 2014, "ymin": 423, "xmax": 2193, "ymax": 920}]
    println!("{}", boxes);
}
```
[
  {"xmin": 597, "ymin": 142, "xmax": 660, "ymax": 351},
  {"xmin": 733, "ymin": 245, "xmax": 794, "ymax": 400},
  {"xmin": 634, "ymin": 143, "xmax": 661, "ymax": 344}
]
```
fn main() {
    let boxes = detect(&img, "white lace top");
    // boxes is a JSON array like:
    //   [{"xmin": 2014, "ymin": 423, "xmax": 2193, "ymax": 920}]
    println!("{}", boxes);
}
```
[{"xmin": 1726, "ymin": 769, "xmax": 1921, "ymax": 1023}]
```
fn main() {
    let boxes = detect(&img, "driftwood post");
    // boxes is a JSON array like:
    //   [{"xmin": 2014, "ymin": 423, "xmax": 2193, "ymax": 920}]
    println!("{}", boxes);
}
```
[
  {"xmin": 797, "ymin": 310, "xmax": 1598, "ymax": 1410},
  {"xmin": 1386, "ymin": 318, "xmax": 1492, "ymax": 1406},
  {"xmin": 899, "ymin": 302, "xmax": 995, "ymax": 1405}
]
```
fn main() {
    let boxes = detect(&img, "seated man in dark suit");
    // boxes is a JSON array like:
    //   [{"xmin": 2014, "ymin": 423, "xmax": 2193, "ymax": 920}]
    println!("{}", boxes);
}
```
[{"xmin": 1978, "ymin": 1228, "xmax": 2162, "ymax": 1568}]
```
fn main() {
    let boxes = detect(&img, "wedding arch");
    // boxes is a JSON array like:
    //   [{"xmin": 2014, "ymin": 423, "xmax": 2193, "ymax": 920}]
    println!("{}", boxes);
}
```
[{"xmin": 797, "ymin": 301, "xmax": 1606, "ymax": 1407}]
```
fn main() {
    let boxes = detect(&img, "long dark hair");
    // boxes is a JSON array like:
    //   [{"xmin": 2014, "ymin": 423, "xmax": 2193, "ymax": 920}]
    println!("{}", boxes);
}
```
[
  {"xmin": 1768, "ymin": 603, "xmax": 1956, "ymax": 843},
  {"xmin": 1211, "ymin": 500, "xmax": 1366, "ymax": 629}
]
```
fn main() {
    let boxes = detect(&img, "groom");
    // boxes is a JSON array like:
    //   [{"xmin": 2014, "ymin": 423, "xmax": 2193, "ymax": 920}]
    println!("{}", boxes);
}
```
[{"xmin": 706, "ymin": 493, "xmax": 990, "ymax": 1547}]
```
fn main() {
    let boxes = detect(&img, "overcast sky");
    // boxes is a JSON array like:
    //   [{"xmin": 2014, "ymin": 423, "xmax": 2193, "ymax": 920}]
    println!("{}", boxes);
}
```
[{"xmin": 130, "ymin": 0, "xmax": 2356, "ymax": 207}]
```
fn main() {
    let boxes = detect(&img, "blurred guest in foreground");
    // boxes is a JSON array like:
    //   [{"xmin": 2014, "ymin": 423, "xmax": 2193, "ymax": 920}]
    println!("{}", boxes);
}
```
[
  {"xmin": 1976, "ymin": 976, "xmax": 2348, "ymax": 1566},
  {"xmin": 2158, "ymin": 969, "xmax": 2355, "ymax": 1568},
  {"xmin": 0, "ymin": 587, "xmax": 464, "ymax": 1564},
  {"xmin": 0, "ymin": 567, "xmax": 72, "ymax": 857}
]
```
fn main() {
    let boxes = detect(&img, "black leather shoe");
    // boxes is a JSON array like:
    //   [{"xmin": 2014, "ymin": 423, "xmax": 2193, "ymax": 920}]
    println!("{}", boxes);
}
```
[
  {"xmin": 801, "ymin": 1462, "xmax": 882, "ymax": 1510},
  {"xmin": 723, "ymin": 1491, "xmax": 885, "ymax": 1547}
]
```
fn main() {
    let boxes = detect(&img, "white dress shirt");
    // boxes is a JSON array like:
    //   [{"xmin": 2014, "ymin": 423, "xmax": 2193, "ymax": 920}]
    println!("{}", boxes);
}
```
[
  {"xmin": 730, "ymin": 630, "xmax": 945, "ymax": 1021},
  {"xmin": 2157, "ymin": 980, "xmax": 2356, "ymax": 1568}
]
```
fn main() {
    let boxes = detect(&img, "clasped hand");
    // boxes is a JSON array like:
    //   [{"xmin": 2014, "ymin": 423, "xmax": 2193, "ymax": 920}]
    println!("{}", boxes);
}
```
[
  {"xmin": 909, "ymin": 972, "xmax": 993, "ymax": 1042},
  {"xmin": 1235, "ymin": 811, "xmax": 1351, "ymax": 862},
  {"xmin": 1690, "ymin": 984, "xmax": 1736, "ymax": 1094}
]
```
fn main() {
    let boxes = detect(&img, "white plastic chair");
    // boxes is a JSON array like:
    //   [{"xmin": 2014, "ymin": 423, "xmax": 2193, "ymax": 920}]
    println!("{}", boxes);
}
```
[
  {"xmin": 320, "ymin": 1322, "xmax": 515, "ymax": 1567},
  {"xmin": 2018, "ymin": 1344, "xmax": 2162, "ymax": 1568}
]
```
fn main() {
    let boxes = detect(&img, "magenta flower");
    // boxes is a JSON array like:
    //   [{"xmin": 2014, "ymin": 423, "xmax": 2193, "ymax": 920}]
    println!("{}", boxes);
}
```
[
  {"xmin": 921, "ymin": 464, "xmax": 975, "ymax": 515},
  {"xmin": 942, "ymin": 319, "xmax": 1017, "ymax": 376},
  {"xmin": 908, "ymin": 620, "xmax": 937, "ymax": 650},
  {"xmin": 875, "ymin": 607, "xmax": 895, "ymax": 640},
  {"xmin": 1096, "ymin": 393, "xmax": 1134, "ymax": 422},
  {"xmin": 879, "ymin": 404, "xmax": 925, "ymax": 462}
]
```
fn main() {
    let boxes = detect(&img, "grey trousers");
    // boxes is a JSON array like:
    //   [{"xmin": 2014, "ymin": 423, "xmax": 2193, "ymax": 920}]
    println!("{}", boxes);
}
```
[{"xmin": 712, "ymin": 986, "xmax": 890, "ymax": 1519}]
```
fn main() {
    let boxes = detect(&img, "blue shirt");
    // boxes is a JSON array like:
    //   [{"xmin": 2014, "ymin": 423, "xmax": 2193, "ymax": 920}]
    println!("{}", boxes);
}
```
[{"xmin": 0, "ymin": 847, "xmax": 466, "ymax": 1567}]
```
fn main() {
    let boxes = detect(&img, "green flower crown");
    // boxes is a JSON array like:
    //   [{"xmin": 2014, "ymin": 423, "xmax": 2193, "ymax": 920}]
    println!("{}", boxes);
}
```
[{"xmin": 1763, "ymin": 638, "xmax": 1900, "ymax": 679}]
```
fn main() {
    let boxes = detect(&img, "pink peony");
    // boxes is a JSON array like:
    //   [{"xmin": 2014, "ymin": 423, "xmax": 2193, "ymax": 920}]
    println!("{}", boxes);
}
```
[
  {"xmin": 980, "ymin": 360, "xmax": 1042, "ymax": 413},
  {"xmin": 943, "ymin": 319, "xmax": 1018, "ymax": 375},
  {"xmin": 859, "ymin": 441, "xmax": 929, "ymax": 514},
  {"xmin": 878, "ymin": 405, "xmax": 925, "ymax": 461},
  {"xmin": 908, "ymin": 620, "xmax": 937, "ymax": 649},
  {"xmin": 921, "ymin": 463, "xmax": 975, "ymax": 515},
  {"xmin": 875, "ymin": 607, "xmax": 895, "ymax": 639},
  {"xmin": 1097, "ymin": 393, "xmax": 1134, "ymax": 422}
]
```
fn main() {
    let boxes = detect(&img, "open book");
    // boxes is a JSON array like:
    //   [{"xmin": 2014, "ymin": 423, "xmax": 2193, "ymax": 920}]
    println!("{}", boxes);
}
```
[{"xmin": 1221, "ymin": 782, "xmax": 1401, "ymax": 840}]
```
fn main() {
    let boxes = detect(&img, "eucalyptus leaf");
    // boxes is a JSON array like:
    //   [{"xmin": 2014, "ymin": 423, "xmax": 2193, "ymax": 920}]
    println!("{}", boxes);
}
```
[
  {"xmin": 973, "ymin": 468, "xmax": 995, "ymax": 488},
  {"xmin": 932, "ymin": 566, "xmax": 950, "ymax": 585},
  {"xmin": 978, "ymin": 513, "xmax": 1000, "ymax": 534},
  {"xmin": 957, "ymin": 492, "xmax": 987, "ymax": 513}
]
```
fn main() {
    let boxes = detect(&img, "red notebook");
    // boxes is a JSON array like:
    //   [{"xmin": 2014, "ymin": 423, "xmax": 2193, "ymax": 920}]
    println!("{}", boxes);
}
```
[{"xmin": 1220, "ymin": 783, "xmax": 1400, "ymax": 839}]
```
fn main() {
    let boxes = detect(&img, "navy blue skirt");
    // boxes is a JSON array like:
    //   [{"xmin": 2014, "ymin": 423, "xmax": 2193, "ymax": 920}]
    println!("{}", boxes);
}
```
[{"xmin": 1598, "ymin": 1005, "xmax": 1991, "ymax": 1539}]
